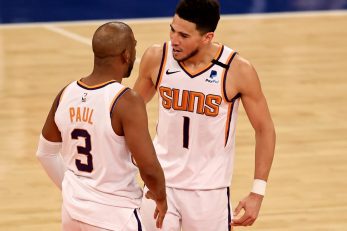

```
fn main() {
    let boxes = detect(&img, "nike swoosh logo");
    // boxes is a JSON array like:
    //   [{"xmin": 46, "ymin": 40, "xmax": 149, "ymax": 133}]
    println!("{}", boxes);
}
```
[{"xmin": 166, "ymin": 69, "xmax": 180, "ymax": 75}]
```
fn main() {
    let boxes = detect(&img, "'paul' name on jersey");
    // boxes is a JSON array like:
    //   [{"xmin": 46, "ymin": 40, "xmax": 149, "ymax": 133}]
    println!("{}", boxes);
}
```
[{"xmin": 69, "ymin": 107, "xmax": 94, "ymax": 124}]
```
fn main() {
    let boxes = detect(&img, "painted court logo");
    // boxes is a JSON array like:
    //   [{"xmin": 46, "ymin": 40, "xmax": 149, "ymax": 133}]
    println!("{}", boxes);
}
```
[{"xmin": 205, "ymin": 70, "xmax": 219, "ymax": 84}]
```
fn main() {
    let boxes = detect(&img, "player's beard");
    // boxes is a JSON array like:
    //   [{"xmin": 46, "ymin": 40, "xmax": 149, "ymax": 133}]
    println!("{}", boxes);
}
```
[
  {"xmin": 174, "ymin": 47, "xmax": 199, "ymax": 62},
  {"xmin": 124, "ymin": 62, "xmax": 134, "ymax": 78}
]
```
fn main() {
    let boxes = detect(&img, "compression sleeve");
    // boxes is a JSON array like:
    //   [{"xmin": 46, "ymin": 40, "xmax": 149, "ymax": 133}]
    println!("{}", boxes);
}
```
[{"xmin": 36, "ymin": 134, "xmax": 66, "ymax": 190}]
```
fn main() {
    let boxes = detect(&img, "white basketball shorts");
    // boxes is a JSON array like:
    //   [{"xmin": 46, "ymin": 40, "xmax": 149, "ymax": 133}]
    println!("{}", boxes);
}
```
[
  {"xmin": 140, "ymin": 186, "xmax": 232, "ymax": 231},
  {"xmin": 62, "ymin": 204, "xmax": 145, "ymax": 231}
]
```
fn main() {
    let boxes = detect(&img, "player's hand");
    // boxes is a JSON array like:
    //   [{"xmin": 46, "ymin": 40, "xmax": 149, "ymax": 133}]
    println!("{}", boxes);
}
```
[
  {"xmin": 145, "ymin": 190, "xmax": 168, "ymax": 229},
  {"xmin": 231, "ymin": 192, "xmax": 263, "ymax": 227}
]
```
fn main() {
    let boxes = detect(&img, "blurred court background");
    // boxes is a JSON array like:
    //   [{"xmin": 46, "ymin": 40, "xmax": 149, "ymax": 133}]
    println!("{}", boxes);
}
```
[
  {"xmin": 1, "ymin": 0, "xmax": 347, "ymax": 230},
  {"xmin": 1, "ymin": 0, "xmax": 347, "ymax": 23}
]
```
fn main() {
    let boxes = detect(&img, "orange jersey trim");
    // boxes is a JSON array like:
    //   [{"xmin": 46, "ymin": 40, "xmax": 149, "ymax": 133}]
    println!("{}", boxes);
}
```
[{"xmin": 77, "ymin": 79, "xmax": 117, "ymax": 90}]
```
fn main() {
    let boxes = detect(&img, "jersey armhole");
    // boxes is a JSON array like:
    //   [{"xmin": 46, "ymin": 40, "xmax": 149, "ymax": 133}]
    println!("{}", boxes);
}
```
[
  {"xmin": 109, "ymin": 87, "xmax": 130, "ymax": 118},
  {"xmin": 55, "ymin": 85, "xmax": 69, "ymax": 112},
  {"xmin": 155, "ymin": 42, "xmax": 168, "ymax": 90},
  {"xmin": 222, "ymin": 52, "xmax": 240, "ymax": 103}
]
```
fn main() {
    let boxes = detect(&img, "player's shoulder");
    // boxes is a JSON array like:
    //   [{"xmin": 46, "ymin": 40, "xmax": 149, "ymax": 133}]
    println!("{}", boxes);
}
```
[
  {"xmin": 112, "ymin": 88, "xmax": 146, "ymax": 123},
  {"xmin": 139, "ymin": 44, "xmax": 166, "ymax": 76},
  {"xmin": 226, "ymin": 53, "xmax": 261, "ymax": 95},
  {"xmin": 233, "ymin": 54, "xmax": 253, "ymax": 71},
  {"xmin": 146, "ymin": 44, "xmax": 164, "ymax": 53},
  {"xmin": 142, "ymin": 44, "xmax": 165, "ymax": 62},
  {"xmin": 229, "ymin": 54, "xmax": 258, "ymax": 80},
  {"xmin": 117, "ymin": 88, "xmax": 145, "ymax": 108},
  {"xmin": 54, "ymin": 83, "xmax": 72, "ymax": 107}
]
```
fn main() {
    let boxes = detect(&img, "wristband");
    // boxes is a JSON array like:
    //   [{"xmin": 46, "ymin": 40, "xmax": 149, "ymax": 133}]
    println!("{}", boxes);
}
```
[{"xmin": 251, "ymin": 179, "xmax": 267, "ymax": 196}]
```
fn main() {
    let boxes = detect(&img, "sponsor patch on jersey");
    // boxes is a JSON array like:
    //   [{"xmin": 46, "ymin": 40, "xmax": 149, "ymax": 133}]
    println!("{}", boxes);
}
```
[{"xmin": 205, "ymin": 70, "xmax": 219, "ymax": 83}]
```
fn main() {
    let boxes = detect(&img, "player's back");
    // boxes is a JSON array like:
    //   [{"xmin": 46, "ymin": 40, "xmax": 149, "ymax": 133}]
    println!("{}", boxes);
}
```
[{"xmin": 55, "ymin": 80, "xmax": 142, "ymax": 229}]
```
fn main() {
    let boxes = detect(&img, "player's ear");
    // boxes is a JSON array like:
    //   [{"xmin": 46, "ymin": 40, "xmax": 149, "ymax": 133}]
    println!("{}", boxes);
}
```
[
  {"xmin": 202, "ymin": 32, "xmax": 214, "ymax": 44},
  {"xmin": 121, "ymin": 48, "xmax": 131, "ymax": 64}
]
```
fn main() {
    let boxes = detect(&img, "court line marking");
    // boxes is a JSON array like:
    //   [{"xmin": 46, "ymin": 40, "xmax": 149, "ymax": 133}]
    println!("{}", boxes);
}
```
[
  {"xmin": 2, "ymin": 10, "xmax": 346, "ymax": 65},
  {"xmin": 43, "ymin": 24, "xmax": 91, "ymax": 46},
  {"xmin": 1, "ymin": 10, "xmax": 346, "ymax": 29},
  {"xmin": 42, "ymin": 24, "xmax": 141, "ymax": 63}
]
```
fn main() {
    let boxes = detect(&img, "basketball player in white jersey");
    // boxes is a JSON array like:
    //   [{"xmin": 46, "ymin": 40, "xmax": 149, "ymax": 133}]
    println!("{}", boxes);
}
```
[
  {"xmin": 36, "ymin": 22, "xmax": 167, "ymax": 231},
  {"xmin": 134, "ymin": 0, "xmax": 276, "ymax": 230}
]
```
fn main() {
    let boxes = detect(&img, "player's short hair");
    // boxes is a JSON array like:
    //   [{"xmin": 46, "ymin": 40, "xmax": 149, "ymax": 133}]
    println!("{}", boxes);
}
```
[{"xmin": 175, "ymin": 0, "xmax": 220, "ymax": 34}]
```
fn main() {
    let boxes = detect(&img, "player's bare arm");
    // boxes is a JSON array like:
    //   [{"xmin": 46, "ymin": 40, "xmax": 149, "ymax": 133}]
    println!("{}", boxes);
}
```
[
  {"xmin": 230, "ymin": 56, "xmax": 276, "ymax": 182},
  {"xmin": 112, "ymin": 89, "xmax": 167, "ymax": 228},
  {"xmin": 41, "ymin": 90, "xmax": 64, "ymax": 142},
  {"xmin": 227, "ymin": 56, "xmax": 276, "ymax": 227},
  {"xmin": 37, "ymin": 90, "xmax": 66, "ymax": 190},
  {"xmin": 133, "ymin": 45, "xmax": 163, "ymax": 103}
]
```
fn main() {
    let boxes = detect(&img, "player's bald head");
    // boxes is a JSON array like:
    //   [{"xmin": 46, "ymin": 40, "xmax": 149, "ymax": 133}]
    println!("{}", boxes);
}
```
[{"xmin": 92, "ymin": 21, "xmax": 134, "ymax": 58}]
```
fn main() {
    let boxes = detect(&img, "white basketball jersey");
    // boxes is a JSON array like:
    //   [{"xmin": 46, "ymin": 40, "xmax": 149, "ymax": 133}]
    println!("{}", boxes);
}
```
[
  {"xmin": 154, "ymin": 42, "xmax": 240, "ymax": 190},
  {"xmin": 55, "ymin": 80, "xmax": 142, "ymax": 230}
]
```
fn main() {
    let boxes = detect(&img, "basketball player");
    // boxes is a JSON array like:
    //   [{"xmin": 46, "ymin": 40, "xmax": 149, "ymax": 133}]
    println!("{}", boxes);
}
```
[
  {"xmin": 36, "ymin": 22, "xmax": 167, "ymax": 231},
  {"xmin": 133, "ymin": 0, "xmax": 276, "ymax": 230}
]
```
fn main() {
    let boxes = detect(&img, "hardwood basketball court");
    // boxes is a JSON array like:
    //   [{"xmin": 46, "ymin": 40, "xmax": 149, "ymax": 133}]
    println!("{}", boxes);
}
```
[{"xmin": 0, "ymin": 11, "xmax": 347, "ymax": 230}]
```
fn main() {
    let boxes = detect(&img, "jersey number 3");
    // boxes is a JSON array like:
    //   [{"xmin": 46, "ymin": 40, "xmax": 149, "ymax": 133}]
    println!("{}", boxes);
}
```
[{"xmin": 71, "ymin": 128, "xmax": 93, "ymax": 173}]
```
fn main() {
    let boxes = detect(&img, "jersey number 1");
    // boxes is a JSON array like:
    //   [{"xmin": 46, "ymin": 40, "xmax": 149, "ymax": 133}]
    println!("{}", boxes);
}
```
[
  {"xmin": 71, "ymin": 128, "xmax": 93, "ymax": 173},
  {"xmin": 183, "ymin": 116, "xmax": 190, "ymax": 149}
]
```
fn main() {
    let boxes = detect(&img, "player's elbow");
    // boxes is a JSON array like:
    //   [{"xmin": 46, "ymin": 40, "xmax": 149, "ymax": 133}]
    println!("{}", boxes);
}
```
[
  {"xmin": 255, "ymin": 121, "xmax": 276, "ymax": 142},
  {"xmin": 36, "ymin": 134, "xmax": 62, "ymax": 159}
]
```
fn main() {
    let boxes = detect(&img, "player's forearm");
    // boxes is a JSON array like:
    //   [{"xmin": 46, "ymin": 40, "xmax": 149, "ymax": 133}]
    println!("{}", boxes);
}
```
[
  {"xmin": 140, "ymin": 166, "xmax": 166, "ymax": 201},
  {"xmin": 254, "ymin": 124, "xmax": 276, "ymax": 181},
  {"xmin": 36, "ymin": 134, "xmax": 67, "ymax": 190},
  {"xmin": 134, "ymin": 87, "xmax": 155, "ymax": 104},
  {"xmin": 37, "ymin": 154, "xmax": 66, "ymax": 190},
  {"xmin": 133, "ymin": 78, "xmax": 156, "ymax": 104}
]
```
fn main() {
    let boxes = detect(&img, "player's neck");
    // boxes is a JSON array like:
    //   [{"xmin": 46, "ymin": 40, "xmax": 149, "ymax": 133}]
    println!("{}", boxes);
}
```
[
  {"xmin": 83, "ymin": 68, "xmax": 124, "ymax": 85},
  {"xmin": 86, "ymin": 57, "xmax": 127, "ymax": 84},
  {"xmin": 181, "ymin": 43, "xmax": 220, "ymax": 70}
]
